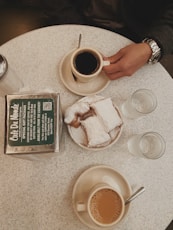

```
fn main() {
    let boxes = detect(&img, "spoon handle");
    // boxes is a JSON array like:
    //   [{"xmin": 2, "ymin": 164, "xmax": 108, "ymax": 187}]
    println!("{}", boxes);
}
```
[
  {"xmin": 125, "ymin": 186, "xmax": 145, "ymax": 205},
  {"xmin": 77, "ymin": 34, "xmax": 82, "ymax": 49}
]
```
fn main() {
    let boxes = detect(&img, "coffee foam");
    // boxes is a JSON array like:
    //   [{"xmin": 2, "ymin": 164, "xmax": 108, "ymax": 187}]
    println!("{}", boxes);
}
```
[{"xmin": 90, "ymin": 188, "xmax": 122, "ymax": 224}]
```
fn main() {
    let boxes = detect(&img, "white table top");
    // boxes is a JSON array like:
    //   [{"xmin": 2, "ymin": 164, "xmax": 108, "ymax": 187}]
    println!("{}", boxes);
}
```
[{"xmin": 0, "ymin": 25, "xmax": 173, "ymax": 230}]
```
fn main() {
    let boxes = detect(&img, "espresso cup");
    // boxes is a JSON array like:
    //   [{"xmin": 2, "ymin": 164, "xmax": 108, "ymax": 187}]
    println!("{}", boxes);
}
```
[
  {"xmin": 70, "ymin": 47, "xmax": 110, "ymax": 83},
  {"xmin": 76, "ymin": 183, "xmax": 125, "ymax": 227}
]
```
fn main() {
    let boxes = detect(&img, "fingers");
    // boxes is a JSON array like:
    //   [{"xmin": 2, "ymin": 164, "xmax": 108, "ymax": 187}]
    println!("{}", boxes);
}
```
[
  {"xmin": 103, "ymin": 61, "xmax": 120, "ymax": 74},
  {"xmin": 107, "ymin": 71, "xmax": 126, "ymax": 80},
  {"xmin": 105, "ymin": 63, "xmax": 128, "ymax": 79},
  {"xmin": 104, "ymin": 50, "xmax": 122, "ymax": 64},
  {"xmin": 103, "ymin": 51, "xmax": 122, "ymax": 75},
  {"xmin": 102, "ymin": 43, "xmax": 150, "ymax": 80},
  {"xmin": 103, "ymin": 60, "xmax": 126, "ymax": 79},
  {"xmin": 103, "ymin": 60, "xmax": 132, "ymax": 79}
]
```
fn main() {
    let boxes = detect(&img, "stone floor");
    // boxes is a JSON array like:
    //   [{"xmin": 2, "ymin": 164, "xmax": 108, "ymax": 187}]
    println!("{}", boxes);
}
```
[{"xmin": 0, "ymin": 5, "xmax": 173, "ymax": 230}]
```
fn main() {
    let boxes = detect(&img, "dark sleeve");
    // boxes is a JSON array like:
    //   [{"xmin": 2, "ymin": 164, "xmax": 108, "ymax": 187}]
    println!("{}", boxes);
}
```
[
  {"xmin": 42, "ymin": 0, "xmax": 86, "ymax": 25},
  {"xmin": 122, "ymin": 0, "xmax": 173, "ymax": 56},
  {"xmin": 143, "ymin": 1, "xmax": 173, "ymax": 56}
]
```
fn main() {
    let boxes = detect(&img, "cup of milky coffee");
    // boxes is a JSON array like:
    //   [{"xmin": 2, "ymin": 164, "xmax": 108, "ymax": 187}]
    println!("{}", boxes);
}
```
[
  {"xmin": 70, "ymin": 47, "xmax": 110, "ymax": 83},
  {"xmin": 76, "ymin": 183, "xmax": 125, "ymax": 227}
]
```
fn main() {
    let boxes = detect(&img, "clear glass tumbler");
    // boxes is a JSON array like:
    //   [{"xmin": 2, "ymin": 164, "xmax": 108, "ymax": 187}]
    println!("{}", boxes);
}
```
[
  {"xmin": 121, "ymin": 89, "xmax": 157, "ymax": 119},
  {"xmin": 127, "ymin": 132, "xmax": 166, "ymax": 159}
]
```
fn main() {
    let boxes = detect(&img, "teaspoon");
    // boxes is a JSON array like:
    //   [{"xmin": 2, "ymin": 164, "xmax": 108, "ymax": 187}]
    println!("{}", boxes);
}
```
[
  {"xmin": 0, "ymin": 54, "xmax": 8, "ymax": 79},
  {"xmin": 125, "ymin": 186, "xmax": 145, "ymax": 205},
  {"xmin": 72, "ymin": 34, "xmax": 82, "ymax": 82},
  {"xmin": 77, "ymin": 33, "xmax": 82, "ymax": 49}
]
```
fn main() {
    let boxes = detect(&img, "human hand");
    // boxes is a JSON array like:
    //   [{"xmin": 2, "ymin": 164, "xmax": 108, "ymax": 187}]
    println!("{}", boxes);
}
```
[{"xmin": 103, "ymin": 43, "xmax": 152, "ymax": 80}]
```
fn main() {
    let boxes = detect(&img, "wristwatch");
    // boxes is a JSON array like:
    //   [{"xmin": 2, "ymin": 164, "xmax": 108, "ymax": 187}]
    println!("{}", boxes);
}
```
[{"xmin": 142, "ymin": 38, "xmax": 161, "ymax": 64}]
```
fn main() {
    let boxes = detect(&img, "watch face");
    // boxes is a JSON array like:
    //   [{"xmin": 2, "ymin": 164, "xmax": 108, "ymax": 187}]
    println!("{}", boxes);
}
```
[{"xmin": 143, "ymin": 38, "xmax": 161, "ymax": 64}]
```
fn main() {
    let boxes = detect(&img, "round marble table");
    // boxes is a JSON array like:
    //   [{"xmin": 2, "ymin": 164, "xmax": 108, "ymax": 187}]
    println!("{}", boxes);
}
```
[{"xmin": 0, "ymin": 25, "xmax": 173, "ymax": 230}]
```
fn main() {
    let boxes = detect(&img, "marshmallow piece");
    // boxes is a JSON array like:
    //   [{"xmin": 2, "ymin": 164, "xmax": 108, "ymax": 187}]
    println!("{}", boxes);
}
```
[
  {"xmin": 91, "ymin": 98, "xmax": 122, "ymax": 132},
  {"xmin": 64, "ymin": 102, "xmax": 90, "ymax": 124},
  {"xmin": 81, "ymin": 116, "xmax": 111, "ymax": 147}
]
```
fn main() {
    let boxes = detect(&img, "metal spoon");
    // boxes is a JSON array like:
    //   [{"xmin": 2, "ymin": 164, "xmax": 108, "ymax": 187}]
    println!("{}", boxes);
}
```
[
  {"xmin": 125, "ymin": 186, "xmax": 145, "ymax": 205},
  {"xmin": 72, "ymin": 34, "xmax": 82, "ymax": 82},
  {"xmin": 77, "ymin": 33, "xmax": 82, "ymax": 49},
  {"xmin": 0, "ymin": 54, "xmax": 8, "ymax": 79}
]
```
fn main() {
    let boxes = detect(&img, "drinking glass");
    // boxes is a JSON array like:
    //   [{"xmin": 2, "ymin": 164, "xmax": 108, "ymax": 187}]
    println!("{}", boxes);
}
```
[
  {"xmin": 121, "ymin": 89, "xmax": 157, "ymax": 119},
  {"xmin": 127, "ymin": 132, "xmax": 166, "ymax": 159}
]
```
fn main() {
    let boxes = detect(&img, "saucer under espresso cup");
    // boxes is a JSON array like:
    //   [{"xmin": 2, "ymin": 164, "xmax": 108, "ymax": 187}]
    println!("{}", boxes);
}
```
[
  {"xmin": 72, "ymin": 165, "xmax": 132, "ymax": 230},
  {"xmin": 70, "ymin": 47, "xmax": 110, "ymax": 83},
  {"xmin": 59, "ymin": 50, "xmax": 110, "ymax": 96}
]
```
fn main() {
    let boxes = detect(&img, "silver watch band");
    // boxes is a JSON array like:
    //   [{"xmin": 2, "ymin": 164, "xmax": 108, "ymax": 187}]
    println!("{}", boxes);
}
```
[{"xmin": 142, "ymin": 38, "xmax": 161, "ymax": 64}]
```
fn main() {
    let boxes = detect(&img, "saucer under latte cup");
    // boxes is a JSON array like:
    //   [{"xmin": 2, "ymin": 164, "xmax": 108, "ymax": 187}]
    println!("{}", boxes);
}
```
[
  {"xmin": 76, "ymin": 183, "xmax": 125, "ymax": 228},
  {"xmin": 70, "ymin": 47, "xmax": 110, "ymax": 83}
]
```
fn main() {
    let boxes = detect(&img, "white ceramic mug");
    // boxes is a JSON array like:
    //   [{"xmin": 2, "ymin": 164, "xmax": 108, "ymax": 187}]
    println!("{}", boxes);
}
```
[
  {"xmin": 76, "ymin": 183, "xmax": 125, "ymax": 227},
  {"xmin": 70, "ymin": 47, "xmax": 110, "ymax": 83}
]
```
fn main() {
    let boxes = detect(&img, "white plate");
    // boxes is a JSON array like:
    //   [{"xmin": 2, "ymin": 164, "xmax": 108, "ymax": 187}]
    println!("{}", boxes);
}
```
[
  {"xmin": 72, "ymin": 165, "xmax": 132, "ymax": 230},
  {"xmin": 67, "ymin": 95, "xmax": 123, "ymax": 151},
  {"xmin": 59, "ymin": 50, "xmax": 110, "ymax": 96}
]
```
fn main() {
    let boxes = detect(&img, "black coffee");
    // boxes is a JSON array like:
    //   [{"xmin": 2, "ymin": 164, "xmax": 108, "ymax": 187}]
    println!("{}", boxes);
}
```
[{"xmin": 74, "ymin": 52, "xmax": 99, "ymax": 75}]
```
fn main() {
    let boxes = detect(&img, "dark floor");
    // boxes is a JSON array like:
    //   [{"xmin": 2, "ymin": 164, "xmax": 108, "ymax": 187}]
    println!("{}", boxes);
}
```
[
  {"xmin": 0, "ymin": 5, "xmax": 173, "ymax": 230},
  {"xmin": 166, "ymin": 220, "xmax": 173, "ymax": 230}
]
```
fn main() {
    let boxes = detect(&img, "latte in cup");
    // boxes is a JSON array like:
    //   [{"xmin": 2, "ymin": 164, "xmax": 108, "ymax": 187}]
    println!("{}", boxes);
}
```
[
  {"xmin": 76, "ymin": 183, "xmax": 125, "ymax": 227},
  {"xmin": 89, "ymin": 188, "xmax": 123, "ymax": 225}
]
